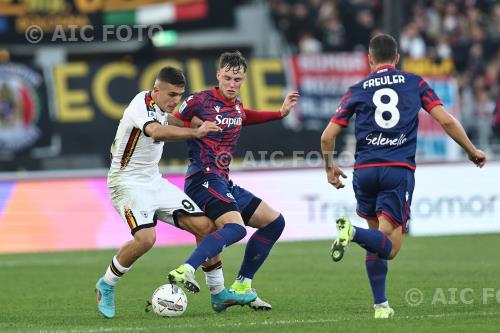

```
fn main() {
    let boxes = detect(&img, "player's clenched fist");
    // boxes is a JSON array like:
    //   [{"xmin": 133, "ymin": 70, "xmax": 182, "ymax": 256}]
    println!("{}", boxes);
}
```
[
  {"xmin": 280, "ymin": 91, "xmax": 300, "ymax": 117},
  {"xmin": 468, "ymin": 149, "xmax": 486, "ymax": 168},
  {"xmin": 195, "ymin": 121, "xmax": 221, "ymax": 138}
]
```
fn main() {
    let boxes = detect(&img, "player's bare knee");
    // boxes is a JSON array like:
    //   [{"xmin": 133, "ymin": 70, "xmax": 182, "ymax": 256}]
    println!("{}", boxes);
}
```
[
  {"xmin": 215, "ymin": 211, "xmax": 245, "ymax": 227},
  {"xmin": 194, "ymin": 220, "xmax": 216, "ymax": 238},
  {"xmin": 134, "ymin": 228, "xmax": 156, "ymax": 250},
  {"xmin": 248, "ymin": 201, "xmax": 280, "ymax": 228},
  {"xmin": 140, "ymin": 235, "xmax": 156, "ymax": 250}
]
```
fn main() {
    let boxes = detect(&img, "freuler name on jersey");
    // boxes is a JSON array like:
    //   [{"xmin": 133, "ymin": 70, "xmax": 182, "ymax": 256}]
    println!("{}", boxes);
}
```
[{"xmin": 363, "ymin": 75, "xmax": 405, "ymax": 89}]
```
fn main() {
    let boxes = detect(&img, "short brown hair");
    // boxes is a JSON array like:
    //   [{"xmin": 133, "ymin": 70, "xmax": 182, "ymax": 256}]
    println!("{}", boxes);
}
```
[
  {"xmin": 369, "ymin": 34, "xmax": 398, "ymax": 63},
  {"xmin": 156, "ymin": 66, "xmax": 185, "ymax": 86},
  {"xmin": 218, "ymin": 51, "xmax": 248, "ymax": 73}
]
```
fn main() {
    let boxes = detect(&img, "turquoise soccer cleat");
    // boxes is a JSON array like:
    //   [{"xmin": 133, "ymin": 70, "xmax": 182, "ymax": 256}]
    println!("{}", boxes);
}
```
[
  {"xmin": 211, "ymin": 288, "xmax": 257, "ymax": 312},
  {"xmin": 95, "ymin": 277, "xmax": 115, "ymax": 319}
]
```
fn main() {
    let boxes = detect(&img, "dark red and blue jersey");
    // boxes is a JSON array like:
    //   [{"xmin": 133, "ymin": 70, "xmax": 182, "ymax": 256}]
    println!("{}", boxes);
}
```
[
  {"xmin": 331, "ymin": 65, "xmax": 443, "ymax": 170},
  {"xmin": 174, "ymin": 87, "xmax": 247, "ymax": 180}
]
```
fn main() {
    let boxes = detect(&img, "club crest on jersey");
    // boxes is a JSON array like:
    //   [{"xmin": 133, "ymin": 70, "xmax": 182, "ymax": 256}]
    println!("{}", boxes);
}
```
[{"xmin": 214, "ymin": 105, "xmax": 221, "ymax": 113}]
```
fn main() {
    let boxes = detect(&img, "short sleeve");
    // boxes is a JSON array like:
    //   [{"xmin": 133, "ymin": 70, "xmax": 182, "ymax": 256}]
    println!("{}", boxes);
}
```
[
  {"xmin": 418, "ymin": 78, "xmax": 443, "ymax": 112},
  {"xmin": 127, "ymin": 92, "xmax": 158, "ymax": 133},
  {"xmin": 330, "ymin": 88, "xmax": 355, "ymax": 126},
  {"xmin": 174, "ymin": 95, "xmax": 199, "ymax": 121}
]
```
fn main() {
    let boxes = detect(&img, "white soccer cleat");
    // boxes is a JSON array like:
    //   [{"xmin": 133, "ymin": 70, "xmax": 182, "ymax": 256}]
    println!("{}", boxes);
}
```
[
  {"xmin": 249, "ymin": 296, "xmax": 272, "ymax": 311},
  {"xmin": 230, "ymin": 281, "xmax": 272, "ymax": 311}
]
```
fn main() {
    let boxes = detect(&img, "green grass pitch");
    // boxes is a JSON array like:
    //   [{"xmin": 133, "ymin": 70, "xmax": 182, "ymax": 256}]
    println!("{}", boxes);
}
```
[{"xmin": 1, "ymin": 234, "xmax": 500, "ymax": 333}]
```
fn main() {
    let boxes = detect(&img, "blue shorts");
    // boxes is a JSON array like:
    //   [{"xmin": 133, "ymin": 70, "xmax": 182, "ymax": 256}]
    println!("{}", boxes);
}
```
[
  {"xmin": 353, "ymin": 166, "xmax": 415, "ymax": 233},
  {"xmin": 184, "ymin": 172, "xmax": 262, "ymax": 224}
]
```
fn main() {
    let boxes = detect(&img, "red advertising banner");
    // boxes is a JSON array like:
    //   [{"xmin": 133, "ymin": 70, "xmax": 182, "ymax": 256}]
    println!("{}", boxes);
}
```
[{"xmin": 286, "ymin": 52, "xmax": 370, "ymax": 130}]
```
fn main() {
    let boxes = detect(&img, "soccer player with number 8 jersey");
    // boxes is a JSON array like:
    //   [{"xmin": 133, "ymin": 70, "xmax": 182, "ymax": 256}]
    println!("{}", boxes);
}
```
[{"xmin": 321, "ymin": 34, "xmax": 486, "ymax": 319}]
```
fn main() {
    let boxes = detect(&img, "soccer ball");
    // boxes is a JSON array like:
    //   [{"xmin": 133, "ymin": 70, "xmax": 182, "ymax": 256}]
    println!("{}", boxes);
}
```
[{"xmin": 151, "ymin": 284, "xmax": 188, "ymax": 317}]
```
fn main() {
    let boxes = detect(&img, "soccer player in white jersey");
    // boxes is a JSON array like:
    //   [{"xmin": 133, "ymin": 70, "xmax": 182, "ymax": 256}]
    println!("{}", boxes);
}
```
[{"xmin": 95, "ymin": 67, "xmax": 255, "ymax": 319}]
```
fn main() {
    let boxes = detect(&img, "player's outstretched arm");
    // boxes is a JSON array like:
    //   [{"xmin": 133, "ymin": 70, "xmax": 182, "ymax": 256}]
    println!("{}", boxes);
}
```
[
  {"xmin": 279, "ymin": 91, "xmax": 300, "ymax": 117},
  {"xmin": 167, "ymin": 114, "xmax": 187, "ymax": 127},
  {"xmin": 429, "ymin": 105, "xmax": 486, "ymax": 168},
  {"xmin": 144, "ymin": 121, "xmax": 220, "ymax": 141},
  {"xmin": 168, "ymin": 114, "xmax": 204, "ymax": 128},
  {"xmin": 321, "ymin": 122, "xmax": 347, "ymax": 189},
  {"xmin": 242, "ymin": 91, "xmax": 299, "ymax": 126}
]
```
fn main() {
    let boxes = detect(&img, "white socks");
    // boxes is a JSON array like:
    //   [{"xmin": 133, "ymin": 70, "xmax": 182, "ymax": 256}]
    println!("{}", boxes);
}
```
[
  {"xmin": 375, "ymin": 301, "xmax": 390, "ymax": 308},
  {"xmin": 103, "ymin": 256, "xmax": 131, "ymax": 286},
  {"xmin": 205, "ymin": 269, "xmax": 225, "ymax": 295},
  {"xmin": 183, "ymin": 263, "xmax": 195, "ymax": 273},
  {"xmin": 236, "ymin": 275, "xmax": 252, "ymax": 284}
]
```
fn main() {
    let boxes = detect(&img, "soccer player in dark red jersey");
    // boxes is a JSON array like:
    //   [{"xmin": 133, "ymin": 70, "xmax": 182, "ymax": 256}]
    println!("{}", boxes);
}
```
[
  {"xmin": 321, "ymin": 34, "xmax": 486, "ymax": 318},
  {"xmin": 170, "ymin": 51, "xmax": 299, "ymax": 311}
]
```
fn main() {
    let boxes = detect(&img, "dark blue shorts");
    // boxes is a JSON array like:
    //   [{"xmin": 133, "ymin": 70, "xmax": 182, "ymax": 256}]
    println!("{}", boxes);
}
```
[
  {"xmin": 353, "ymin": 166, "xmax": 415, "ymax": 233},
  {"xmin": 184, "ymin": 172, "xmax": 262, "ymax": 224}
]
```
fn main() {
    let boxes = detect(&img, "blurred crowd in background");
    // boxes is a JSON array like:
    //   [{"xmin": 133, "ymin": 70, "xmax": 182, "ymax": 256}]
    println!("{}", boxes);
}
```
[{"xmin": 269, "ymin": 0, "xmax": 500, "ymax": 153}]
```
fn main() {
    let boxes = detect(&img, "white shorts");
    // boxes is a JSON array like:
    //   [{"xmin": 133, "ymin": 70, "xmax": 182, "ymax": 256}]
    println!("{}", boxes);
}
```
[{"xmin": 108, "ymin": 178, "xmax": 204, "ymax": 235}]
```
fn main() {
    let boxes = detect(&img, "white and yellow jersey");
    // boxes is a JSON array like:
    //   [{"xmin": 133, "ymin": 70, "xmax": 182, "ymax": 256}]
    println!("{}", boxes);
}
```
[{"xmin": 108, "ymin": 91, "xmax": 166, "ymax": 185}]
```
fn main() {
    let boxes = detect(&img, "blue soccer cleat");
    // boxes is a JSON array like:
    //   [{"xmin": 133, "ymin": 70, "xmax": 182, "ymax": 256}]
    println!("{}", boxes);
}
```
[
  {"xmin": 95, "ymin": 277, "xmax": 115, "ymax": 319},
  {"xmin": 211, "ymin": 288, "xmax": 257, "ymax": 313}
]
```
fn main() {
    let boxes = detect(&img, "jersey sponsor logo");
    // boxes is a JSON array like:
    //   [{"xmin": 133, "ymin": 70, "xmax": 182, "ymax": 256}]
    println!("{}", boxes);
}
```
[
  {"xmin": 235, "ymin": 104, "xmax": 241, "ymax": 113},
  {"xmin": 214, "ymin": 114, "xmax": 242, "ymax": 127},
  {"xmin": 226, "ymin": 193, "xmax": 235, "ymax": 200},
  {"xmin": 214, "ymin": 105, "xmax": 221, "ymax": 113},
  {"xmin": 365, "ymin": 133, "xmax": 408, "ymax": 146},
  {"xmin": 202, "ymin": 181, "xmax": 209, "ymax": 188}
]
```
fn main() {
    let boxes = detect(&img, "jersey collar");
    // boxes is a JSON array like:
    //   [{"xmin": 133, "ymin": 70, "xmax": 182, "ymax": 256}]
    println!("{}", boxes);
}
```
[
  {"xmin": 372, "ymin": 64, "xmax": 396, "ymax": 73},
  {"xmin": 211, "ymin": 87, "xmax": 237, "ymax": 106},
  {"xmin": 147, "ymin": 90, "xmax": 164, "ymax": 114}
]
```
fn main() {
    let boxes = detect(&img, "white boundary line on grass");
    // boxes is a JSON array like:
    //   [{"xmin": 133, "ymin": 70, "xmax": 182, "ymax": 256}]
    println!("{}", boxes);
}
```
[{"xmin": 34, "ymin": 311, "xmax": 500, "ymax": 333}]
